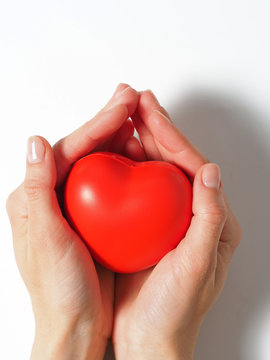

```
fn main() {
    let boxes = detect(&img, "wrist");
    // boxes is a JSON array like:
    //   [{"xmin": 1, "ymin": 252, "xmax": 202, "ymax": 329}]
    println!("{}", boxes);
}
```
[
  {"xmin": 114, "ymin": 337, "xmax": 194, "ymax": 360},
  {"xmin": 31, "ymin": 318, "xmax": 108, "ymax": 360},
  {"xmin": 117, "ymin": 346, "xmax": 193, "ymax": 360},
  {"xmin": 114, "ymin": 324, "xmax": 201, "ymax": 360}
]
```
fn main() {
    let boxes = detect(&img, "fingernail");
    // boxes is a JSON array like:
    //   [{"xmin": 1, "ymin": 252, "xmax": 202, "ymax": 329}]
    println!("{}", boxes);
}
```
[
  {"xmin": 147, "ymin": 89, "xmax": 160, "ymax": 105},
  {"xmin": 113, "ymin": 83, "xmax": 128, "ymax": 96},
  {"xmin": 153, "ymin": 109, "xmax": 172, "ymax": 124},
  {"xmin": 105, "ymin": 86, "xmax": 131, "ymax": 112},
  {"xmin": 202, "ymin": 163, "xmax": 221, "ymax": 189},
  {"xmin": 105, "ymin": 103, "xmax": 121, "ymax": 112},
  {"xmin": 116, "ymin": 86, "xmax": 131, "ymax": 98},
  {"xmin": 27, "ymin": 136, "xmax": 45, "ymax": 163}
]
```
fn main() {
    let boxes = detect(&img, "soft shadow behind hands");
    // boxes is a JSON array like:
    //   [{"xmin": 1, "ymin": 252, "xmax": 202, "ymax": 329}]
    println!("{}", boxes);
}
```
[{"xmin": 168, "ymin": 91, "xmax": 270, "ymax": 360}]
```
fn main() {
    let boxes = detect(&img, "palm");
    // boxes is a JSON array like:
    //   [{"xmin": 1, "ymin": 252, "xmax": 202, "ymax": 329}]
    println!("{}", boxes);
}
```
[
  {"xmin": 113, "ymin": 249, "xmax": 180, "ymax": 344},
  {"xmin": 40, "ymin": 211, "xmax": 115, "ymax": 337},
  {"xmin": 52, "ymin": 123, "xmax": 139, "ymax": 336}
]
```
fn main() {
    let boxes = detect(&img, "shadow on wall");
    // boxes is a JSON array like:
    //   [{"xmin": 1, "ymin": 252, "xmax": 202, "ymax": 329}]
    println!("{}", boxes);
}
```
[{"xmin": 168, "ymin": 90, "xmax": 270, "ymax": 360}]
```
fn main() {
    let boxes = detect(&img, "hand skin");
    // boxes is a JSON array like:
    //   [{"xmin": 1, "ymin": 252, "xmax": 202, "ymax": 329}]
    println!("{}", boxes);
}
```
[
  {"xmin": 6, "ymin": 83, "xmax": 140, "ymax": 360},
  {"xmin": 112, "ymin": 90, "xmax": 242, "ymax": 360},
  {"xmin": 6, "ymin": 83, "xmax": 242, "ymax": 360}
]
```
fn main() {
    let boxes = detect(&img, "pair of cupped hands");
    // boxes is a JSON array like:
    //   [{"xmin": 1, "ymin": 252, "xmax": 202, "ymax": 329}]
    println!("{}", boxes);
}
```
[{"xmin": 6, "ymin": 84, "xmax": 242, "ymax": 360}]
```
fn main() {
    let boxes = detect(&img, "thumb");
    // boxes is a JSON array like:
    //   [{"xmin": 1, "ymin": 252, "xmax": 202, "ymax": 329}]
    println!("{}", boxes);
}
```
[
  {"xmin": 24, "ymin": 136, "xmax": 64, "ymax": 233},
  {"xmin": 178, "ymin": 163, "xmax": 228, "ymax": 266}
]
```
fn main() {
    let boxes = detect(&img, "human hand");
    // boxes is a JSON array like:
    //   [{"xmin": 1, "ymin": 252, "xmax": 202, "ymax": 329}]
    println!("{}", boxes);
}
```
[
  {"xmin": 6, "ymin": 83, "xmax": 139, "ymax": 360},
  {"xmin": 112, "ymin": 90, "xmax": 242, "ymax": 360}
]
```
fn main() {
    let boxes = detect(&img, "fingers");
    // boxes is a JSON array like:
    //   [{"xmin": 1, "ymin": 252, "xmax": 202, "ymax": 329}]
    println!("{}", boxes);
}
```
[
  {"xmin": 132, "ymin": 109, "xmax": 163, "ymax": 160},
  {"xmin": 112, "ymin": 82, "xmax": 133, "ymax": 99},
  {"xmin": 148, "ymin": 109, "xmax": 208, "ymax": 177},
  {"xmin": 139, "ymin": 89, "xmax": 241, "ymax": 266},
  {"xmin": 109, "ymin": 119, "xmax": 135, "ymax": 154},
  {"xmin": 53, "ymin": 84, "xmax": 139, "ymax": 187},
  {"xmin": 131, "ymin": 90, "xmax": 163, "ymax": 160},
  {"xmin": 135, "ymin": 90, "xmax": 207, "ymax": 177},
  {"xmin": 216, "ymin": 193, "xmax": 242, "ymax": 262},
  {"xmin": 105, "ymin": 83, "xmax": 138, "ymax": 115},
  {"xmin": 94, "ymin": 118, "xmax": 135, "ymax": 153},
  {"xmin": 23, "ymin": 136, "xmax": 65, "ymax": 238},
  {"xmin": 124, "ymin": 136, "xmax": 147, "ymax": 161},
  {"xmin": 175, "ymin": 164, "xmax": 227, "ymax": 275}
]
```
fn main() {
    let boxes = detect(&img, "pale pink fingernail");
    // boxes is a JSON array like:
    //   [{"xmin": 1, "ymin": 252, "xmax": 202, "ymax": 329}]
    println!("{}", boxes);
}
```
[
  {"xmin": 27, "ymin": 136, "xmax": 45, "ymax": 163},
  {"xmin": 202, "ymin": 163, "xmax": 221, "ymax": 189},
  {"xmin": 153, "ymin": 109, "xmax": 172, "ymax": 123},
  {"xmin": 116, "ymin": 86, "xmax": 131, "ymax": 97},
  {"xmin": 105, "ymin": 87, "xmax": 131, "ymax": 112},
  {"xmin": 105, "ymin": 103, "xmax": 121, "ymax": 112},
  {"xmin": 113, "ymin": 83, "xmax": 129, "ymax": 96},
  {"xmin": 147, "ymin": 89, "xmax": 160, "ymax": 105}
]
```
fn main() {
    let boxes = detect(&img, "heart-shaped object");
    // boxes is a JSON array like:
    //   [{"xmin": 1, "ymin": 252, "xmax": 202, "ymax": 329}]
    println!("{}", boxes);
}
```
[{"xmin": 63, "ymin": 151, "xmax": 193, "ymax": 273}]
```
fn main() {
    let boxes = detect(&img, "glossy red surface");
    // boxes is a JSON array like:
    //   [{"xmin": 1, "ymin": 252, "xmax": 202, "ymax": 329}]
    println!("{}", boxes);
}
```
[{"xmin": 64, "ymin": 151, "xmax": 193, "ymax": 273}]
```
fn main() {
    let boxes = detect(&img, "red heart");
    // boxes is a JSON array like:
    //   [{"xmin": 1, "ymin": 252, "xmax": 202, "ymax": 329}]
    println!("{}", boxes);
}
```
[{"xmin": 63, "ymin": 151, "xmax": 193, "ymax": 273}]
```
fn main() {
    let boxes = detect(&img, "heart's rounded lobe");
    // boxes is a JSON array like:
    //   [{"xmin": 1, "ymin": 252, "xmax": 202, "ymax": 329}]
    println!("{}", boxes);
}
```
[{"xmin": 64, "ymin": 152, "xmax": 193, "ymax": 273}]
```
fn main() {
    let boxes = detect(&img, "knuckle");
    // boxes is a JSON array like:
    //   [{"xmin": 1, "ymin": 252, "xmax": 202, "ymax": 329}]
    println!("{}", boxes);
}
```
[
  {"xmin": 6, "ymin": 187, "xmax": 19, "ymax": 215},
  {"xmin": 228, "ymin": 210, "xmax": 242, "ymax": 249},
  {"xmin": 178, "ymin": 247, "xmax": 215, "ymax": 284},
  {"xmin": 232, "ymin": 219, "xmax": 242, "ymax": 250},
  {"xmin": 53, "ymin": 137, "xmax": 66, "ymax": 158},
  {"xmin": 192, "ymin": 255, "xmax": 216, "ymax": 279},
  {"xmin": 235, "ymin": 219, "xmax": 242, "ymax": 241},
  {"xmin": 52, "ymin": 137, "xmax": 62, "ymax": 150},
  {"xmin": 23, "ymin": 179, "xmax": 46, "ymax": 201},
  {"xmin": 5, "ymin": 192, "xmax": 14, "ymax": 215},
  {"xmin": 201, "ymin": 202, "xmax": 228, "ymax": 225}
]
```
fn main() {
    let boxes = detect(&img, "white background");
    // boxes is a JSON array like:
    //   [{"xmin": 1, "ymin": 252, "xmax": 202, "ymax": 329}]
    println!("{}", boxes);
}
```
[{"xmin": 1, "ymin": 1, "xmax": 270, "ymax": 359}]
